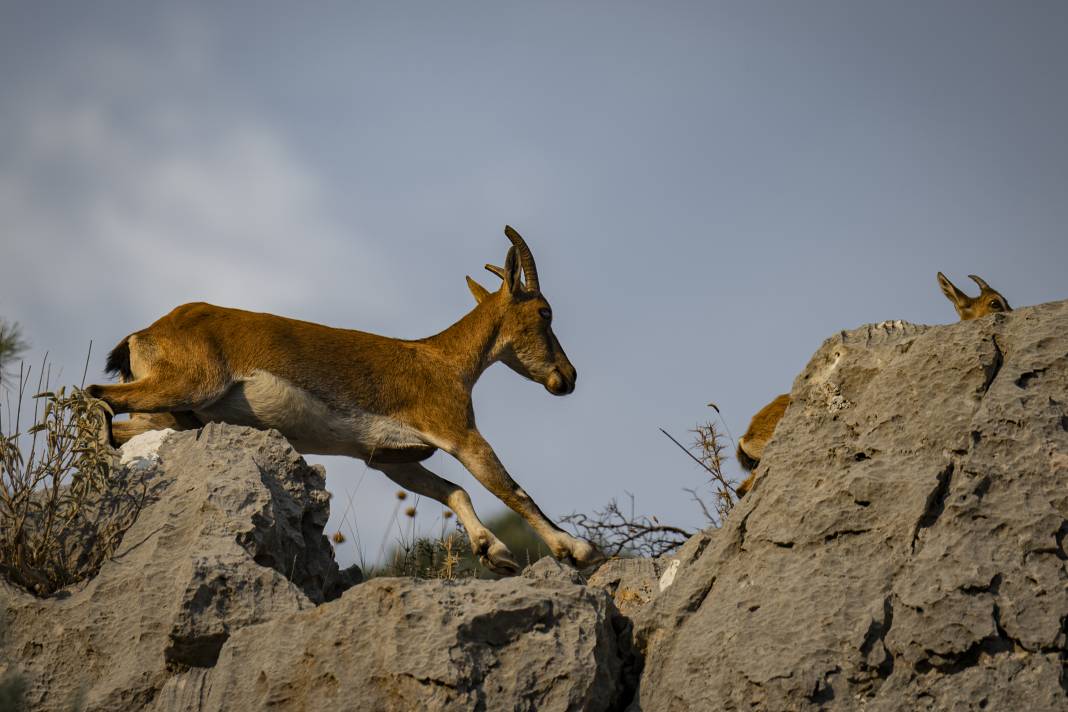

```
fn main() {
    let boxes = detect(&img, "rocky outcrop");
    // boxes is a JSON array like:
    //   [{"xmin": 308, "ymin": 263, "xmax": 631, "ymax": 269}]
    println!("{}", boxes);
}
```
[
  {"xmin": 159, "ymin": 575, "xmax": 625, "ymax": 712},
  {"xmin": 633, "ymin": 300, "xmax": 1068, "ymax": 711},
  {"xmin": 1, "ymin": 425, "xmax": 633, "ymax": 712},
  {"xmin": 586, "ymin": 530, "xmax": 715, "ymax": 616},
  {"xmin": 1, "ymin": 425, "xmax": 353, "ymax": 710},
  {"xmin": 3, "ymin": 299, "xmax": 1067, "ymax": 712}
]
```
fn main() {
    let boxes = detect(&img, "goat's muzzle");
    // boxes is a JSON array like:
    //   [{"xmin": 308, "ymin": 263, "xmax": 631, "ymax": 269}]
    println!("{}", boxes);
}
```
[{"xmin": 546, "ymin": 368, "xmax": 576, "ymax": 396}]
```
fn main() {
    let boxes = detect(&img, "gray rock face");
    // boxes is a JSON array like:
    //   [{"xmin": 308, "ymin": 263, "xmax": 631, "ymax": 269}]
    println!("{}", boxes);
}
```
[
  {"xmin": 588, "ymin": 558, "xmax": 664, "ymax": 616},
  {"xmin": 1, "ymin": 424, "xmax": 632, "ymax": 712},
  {"xmin": 186, "ymin": 576, "xmax": 625, "ymax": 712},
  {"xmin": 634, "ymin": 300, "xmax": 1068, "ymax": 711},
  {"xmin": 4, "ymin": 300, "xmax": 1067, "ymax": 711},
  {"xmin": 1, "ymin": 425, "xmax": 352, "ymax": 710}
]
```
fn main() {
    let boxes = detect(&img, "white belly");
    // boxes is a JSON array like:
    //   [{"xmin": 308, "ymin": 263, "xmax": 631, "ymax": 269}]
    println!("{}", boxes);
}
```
[{"xmin": 194, "ymin": 370, "xmax": 427, "ymax": 457}]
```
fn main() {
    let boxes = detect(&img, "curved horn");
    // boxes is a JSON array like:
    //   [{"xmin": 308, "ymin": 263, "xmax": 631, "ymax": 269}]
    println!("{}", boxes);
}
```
[
  {"xmin": 504, "ymin": 225, "xmax": 539, "ymax": 293},
  {"xmin": 484, "ymin": 264, "xmax": 506, "ymax": 280},
  {"xmin": 968, "ymin": 274, "xmax": 991, "ymax": 292}
]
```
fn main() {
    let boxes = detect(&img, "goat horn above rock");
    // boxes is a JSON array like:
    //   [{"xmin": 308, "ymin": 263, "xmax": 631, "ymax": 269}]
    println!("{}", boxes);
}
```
[{"xmin": 504, "ymin": 225, "xmax": 539, "ymax": 293}]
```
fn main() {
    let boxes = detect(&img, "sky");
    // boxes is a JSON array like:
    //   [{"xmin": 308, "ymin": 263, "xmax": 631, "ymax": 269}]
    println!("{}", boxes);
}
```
[{"xmin": 2, "ymin": 2, "xmax": 1066, "ymax": 568}]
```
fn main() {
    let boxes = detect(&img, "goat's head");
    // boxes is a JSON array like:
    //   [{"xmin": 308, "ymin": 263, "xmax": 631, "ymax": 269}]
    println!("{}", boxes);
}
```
[
  {"xmin": 937, "ymin": 272, "xmax": 1012, "ymax": 321},
  {"xmin": 466, "ymin": 226, "xmax": 577, "ymax": 395}
]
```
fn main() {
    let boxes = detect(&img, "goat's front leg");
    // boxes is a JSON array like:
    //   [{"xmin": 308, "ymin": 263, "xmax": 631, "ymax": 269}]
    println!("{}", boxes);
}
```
[
  {"xmin": 452, "ymin": 430, "xmax": 601, "ymax": 569},
  {"xmin": 370, "ymin": 460, "xmax": 520, "ymax": 576}
]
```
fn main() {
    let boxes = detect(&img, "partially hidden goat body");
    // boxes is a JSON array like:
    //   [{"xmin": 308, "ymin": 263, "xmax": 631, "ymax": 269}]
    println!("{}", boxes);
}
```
[
  {"xmin": 88, "ymin": 226, "xmax": 599, "ymax": 575},
  {"xmin": 734, "ymin": 272, "xmax": 1011, "ymax": 497}
]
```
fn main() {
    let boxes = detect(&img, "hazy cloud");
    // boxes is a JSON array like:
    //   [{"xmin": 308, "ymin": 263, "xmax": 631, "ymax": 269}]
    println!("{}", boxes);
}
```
[{"xmin": 0, "ymin": 34, "xmax": 393, "ymax": 350}]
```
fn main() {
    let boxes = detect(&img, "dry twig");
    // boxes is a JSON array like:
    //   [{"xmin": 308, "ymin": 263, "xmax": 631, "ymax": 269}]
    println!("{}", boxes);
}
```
[
  {"xmin": 561, "ymin": 493, "xmax": 692, "ymax": 558},
  {"xmin": 563, "ymin": 411, "xmax": 741, "ymax": 558}
]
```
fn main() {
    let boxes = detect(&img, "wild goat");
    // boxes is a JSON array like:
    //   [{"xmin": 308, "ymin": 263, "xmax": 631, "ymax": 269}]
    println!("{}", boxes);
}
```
[
  {"xmin": 87, "ymin": 226, "xmax": 600, "ymax": 575},
  {"xmin": 734, "ymin": 272, "xmax": 1011, "ymax": 497}
]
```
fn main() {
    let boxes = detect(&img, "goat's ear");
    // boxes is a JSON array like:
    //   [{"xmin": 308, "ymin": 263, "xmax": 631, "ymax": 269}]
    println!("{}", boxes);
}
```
[
  {"xmin": 937, "ymin": 272, "xmax": 968, "ymax": 308},
  {"xmin": 466, "ymin": 276, "xmax": 491, "ymax": 304},
  {"xmin": 503, "ymin": 246, "xmax": 522, "ymax": 295}
]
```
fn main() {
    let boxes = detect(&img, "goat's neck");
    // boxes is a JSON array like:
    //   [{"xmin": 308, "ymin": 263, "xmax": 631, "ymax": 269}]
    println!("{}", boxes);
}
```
[{"xmin": 424, "ymin": 299, "xmax": 506, "ymax": 390}]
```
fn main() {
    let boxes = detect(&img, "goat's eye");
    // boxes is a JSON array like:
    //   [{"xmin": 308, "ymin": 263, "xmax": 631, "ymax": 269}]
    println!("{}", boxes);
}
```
[
  {"xmin": 989, "ymin": 299, "xmax": 1002, "ymax": 310},
  {"xmin": 539, "ymin": 308, "xmax": 552, "ymax": 321}
]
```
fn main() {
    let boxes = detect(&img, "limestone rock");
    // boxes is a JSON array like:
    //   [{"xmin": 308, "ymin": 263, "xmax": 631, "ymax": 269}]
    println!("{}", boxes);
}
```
[
  {"xmin": 192, "ymin": 576, "xmax": 628, "ymax": 712},
  {"xmin": 633, "ymin": 300, "xmax": 1068, "ymax": 711},
  {"xmin": 5, "ymin": 299, "xmax": 1068, "ymax": 711},
  {"xmin": 1, "ymin": 424, "xmax": 632, "ymax": 712},
  {"xmin": 522, "ymin": 554, "xmax": 588, "ymax": 585},
  {"xmin": 1, "ymin": 425, "xmax": 356, "ymax": 711},
  {"xmin": 588, "ymin": 558, "xmax": 663, "ymax": 615}
]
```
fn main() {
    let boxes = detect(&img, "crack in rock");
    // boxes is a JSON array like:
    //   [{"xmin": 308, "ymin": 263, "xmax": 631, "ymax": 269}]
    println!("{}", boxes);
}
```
[
  {"xmin": 916, "ymin": 603, "xmax": 1015, "ymax": 676},
  {"xmin": 978, "ymin": 334, "xmax": 1005, "ymax": 398},
  {"xmin": 911, "ymin": 463, "xmax": 954, "ymax": 553}
]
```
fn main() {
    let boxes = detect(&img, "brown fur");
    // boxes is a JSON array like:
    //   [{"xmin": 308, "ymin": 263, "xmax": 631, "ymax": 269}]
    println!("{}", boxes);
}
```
[
  {"xmin": 87, "ymin": 227, "xmax": 598, "ymax": 575},
  {"xmin": 936, "ymin": 272, "xmax": 1012, "ymax": 321},
  {"xmin": 735, "ymin": 393, "xmax": 790, "ymax": 496},
  {"xmin": 734, "ymin": 273, "xmax": 1011, "ymax": 497}
]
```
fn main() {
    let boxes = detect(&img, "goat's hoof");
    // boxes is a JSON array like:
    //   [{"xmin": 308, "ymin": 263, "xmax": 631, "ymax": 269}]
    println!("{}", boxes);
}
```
[
  {"xmin": 563, "ymin": 539, "xmax": 604, "ymax": 570},
  {"xmin": 478, "ymin": 540, "xmax": 520, "ymax": 577}
]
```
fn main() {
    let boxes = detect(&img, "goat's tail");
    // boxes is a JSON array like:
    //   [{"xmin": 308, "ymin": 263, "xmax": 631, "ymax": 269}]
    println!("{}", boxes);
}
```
[{"xmin": 104, "ymin": 337, "xmax": 133, "ymax": 382}]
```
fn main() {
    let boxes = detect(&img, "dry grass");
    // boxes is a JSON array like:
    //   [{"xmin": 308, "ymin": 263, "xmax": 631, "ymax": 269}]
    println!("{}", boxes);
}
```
[
  {"xmin": 330, "ymin": 489, "xmax": 551, "ymax": 580},
  {"xmin": 0, "ymin": 356, "xmax": 144, "ymax": 597},
  {"xmin": 382, "ymin": 528, "xmax": 479, "ymax": 580}
]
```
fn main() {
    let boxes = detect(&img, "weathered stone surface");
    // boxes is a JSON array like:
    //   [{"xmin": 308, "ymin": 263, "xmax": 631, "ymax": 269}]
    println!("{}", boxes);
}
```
[
  {"xmin": 1, "ymin": 424, "xmax": 632, "ymax": 712},
  {"xmin": 585, "ymin": 528, "xmax": 720, "ymax": 617},
  {"xmin": 5, "ymin": 300, "xmax": 1068, "ymax": 711},
  {"xmin": 589, "ymin": 558, "xmax": 663, "ymax": 615},
  {"xmin": 523, "ymin": 554, "xmax": 589, "ymax": 585},
  {"xmin": 633, "ymin": 300, "xmax": 1068, "ymax": 710},
  {"xmin": 0, "ymin": 424, "xmax": 356, "ymax": 712},
  {"xmin": 191, "ymin": 576, "xmax": 627, "ymax": 712}
]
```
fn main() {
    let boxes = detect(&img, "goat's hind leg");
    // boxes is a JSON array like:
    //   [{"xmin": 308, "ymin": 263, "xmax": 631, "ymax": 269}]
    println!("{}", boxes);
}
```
[
  {"xmin": 370, "ymin": 460, "xmax": 520, "ymax": 576},
  {"xmin": 111, "ymin": 411, "xmax": 203, "ymax": 446},
  {"xmin": 87, "ymin": 363, "xmax": 227, "ymax": 447},
  {"xmin": 86, "ymin": 370, "xmax": 223, "ymax": 415}
]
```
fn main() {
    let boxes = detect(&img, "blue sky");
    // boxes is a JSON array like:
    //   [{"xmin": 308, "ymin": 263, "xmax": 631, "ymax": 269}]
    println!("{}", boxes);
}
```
[{"xmin": 2, "ymin": 2, "xmax": 1066, "ymax": 566}]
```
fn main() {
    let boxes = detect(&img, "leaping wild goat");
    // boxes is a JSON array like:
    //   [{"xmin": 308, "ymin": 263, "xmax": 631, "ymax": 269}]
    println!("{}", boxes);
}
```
[
  {"xmin": 87, "ymin": 226, "xmax": 600, "ymax": 575},
  {"xmin": 734, "ymin": 272, "xmax": 1011, "ymax": 497}
]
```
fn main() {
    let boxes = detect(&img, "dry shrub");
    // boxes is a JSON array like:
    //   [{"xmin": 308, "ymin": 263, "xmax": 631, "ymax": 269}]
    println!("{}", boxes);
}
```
[
  {"xmin": 563, "ymin": 413, "xmax": 740, "ymax": 559},
  {"xmin": 677, "ymin": 418, "xmax": 738, "ymax": 525},
  {"xmin": 561, "ymin": 494, "xmax": 691, "ymax": 559},
  {"xmin": 0, "ymin": 360, "xmax": 144, "ymax": 597}
]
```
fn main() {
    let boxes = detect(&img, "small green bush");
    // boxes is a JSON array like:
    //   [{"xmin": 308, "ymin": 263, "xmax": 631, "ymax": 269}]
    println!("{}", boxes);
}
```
[{"xmin": 0, "ymin": 364, "xmax": 143, "ymax": 597}]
